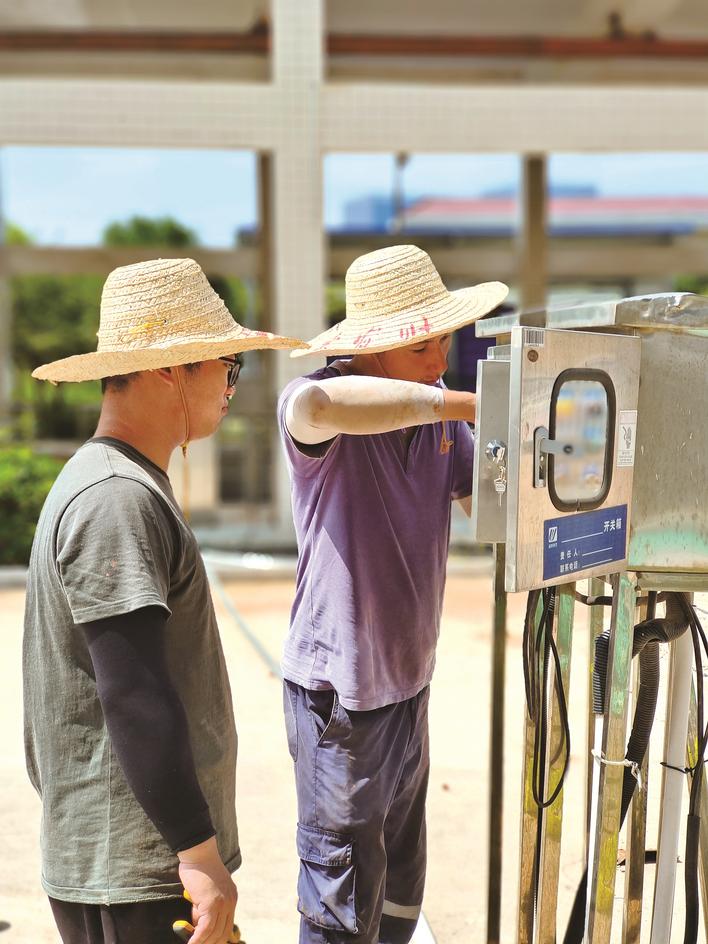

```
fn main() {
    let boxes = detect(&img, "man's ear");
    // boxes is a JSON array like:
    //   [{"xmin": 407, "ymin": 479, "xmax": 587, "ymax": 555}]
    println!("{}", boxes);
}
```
[{"xmin": 154, "ymin": 366, "xmax": 177, "ymax": 386}]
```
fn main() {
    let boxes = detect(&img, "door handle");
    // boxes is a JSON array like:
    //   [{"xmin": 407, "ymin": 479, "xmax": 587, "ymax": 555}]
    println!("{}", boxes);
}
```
[{"xmin": 534, "ymin": 426, "xmax": 574, "ymax": 488}]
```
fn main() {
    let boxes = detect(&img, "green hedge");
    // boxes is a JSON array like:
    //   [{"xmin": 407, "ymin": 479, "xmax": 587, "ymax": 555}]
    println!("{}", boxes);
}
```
[{"xmin": 0, "ymin": 447, "xmax": 63, "ymax": 565}]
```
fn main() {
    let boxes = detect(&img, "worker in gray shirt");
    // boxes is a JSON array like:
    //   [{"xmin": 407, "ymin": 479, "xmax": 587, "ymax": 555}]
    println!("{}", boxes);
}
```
[{"xmin": 23, "ymin": 258, "xmax": 304, "ymax": 944}]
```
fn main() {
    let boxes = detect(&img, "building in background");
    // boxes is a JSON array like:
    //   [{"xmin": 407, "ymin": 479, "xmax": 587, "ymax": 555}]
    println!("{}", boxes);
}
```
[{"xmin": 4, "ymin": 0, "xmax": 708, "ymax": 545}]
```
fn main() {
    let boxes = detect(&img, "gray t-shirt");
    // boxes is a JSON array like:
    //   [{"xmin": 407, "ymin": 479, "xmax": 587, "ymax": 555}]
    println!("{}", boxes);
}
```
[
  {"xmin": 23, "ymin": 438, "xmax": 240, "ymax": 905},
  {"xmin": 278, "ymin": 364, "xmax": 474, "ymax": 711}
]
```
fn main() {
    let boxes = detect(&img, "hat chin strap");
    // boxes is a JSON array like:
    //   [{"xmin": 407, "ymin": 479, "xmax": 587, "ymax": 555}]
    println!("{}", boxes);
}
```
[
  {"xmin": 174, "ymin": 366, "xmax": 192, "ymax": 519},
  {"xmin": 174, "ymin": 366, "xmax": 191, "ymax": 458}
]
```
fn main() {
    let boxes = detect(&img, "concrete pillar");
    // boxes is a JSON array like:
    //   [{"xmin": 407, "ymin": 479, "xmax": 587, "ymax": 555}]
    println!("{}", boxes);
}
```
[
  {"xmin": 518, "ymin": 153, "xmax": 548, "ymax": 311},
  {"xmin": 269, "ymin": 0, "xmax": 325, "ymax": 537},
  {"xmin": 258, "ymin": 152, "xmax": 279, "ymax": 517}
]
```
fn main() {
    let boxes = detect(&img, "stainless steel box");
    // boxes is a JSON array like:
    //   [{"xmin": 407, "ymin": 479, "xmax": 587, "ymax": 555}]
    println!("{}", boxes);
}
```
[
  {"xmin": 472, "ymin": 326, "xmax": 640, "ymax": 592},
  {"xmin": 475, "ymin": 293, "xmax": 708, "ymax": 586},
  {"xmin": 545, "ymin": 294, "xmax": 708, "ymax": 576}
]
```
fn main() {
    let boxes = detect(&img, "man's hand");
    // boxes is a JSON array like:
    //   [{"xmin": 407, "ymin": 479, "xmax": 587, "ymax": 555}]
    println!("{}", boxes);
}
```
[{"xmin": 177, "ymin": 836, "xmax": 238, "ymax": 944}]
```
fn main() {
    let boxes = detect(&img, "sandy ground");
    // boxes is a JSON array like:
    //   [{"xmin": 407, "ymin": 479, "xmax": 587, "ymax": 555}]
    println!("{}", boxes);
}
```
[{"xmin": 2, "ymin": 571, "xmax": 701, "ymax": 942}]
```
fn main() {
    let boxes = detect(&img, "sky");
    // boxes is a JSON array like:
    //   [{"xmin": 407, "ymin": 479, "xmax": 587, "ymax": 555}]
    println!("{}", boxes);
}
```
[{"xmin": 4, "ymin": 146, "xmax": 708, "ymax": 247}]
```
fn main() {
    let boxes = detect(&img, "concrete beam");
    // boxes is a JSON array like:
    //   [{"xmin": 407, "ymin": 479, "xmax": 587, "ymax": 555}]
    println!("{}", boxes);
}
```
[
  {"xmin": 321, "ymin": 83, "xmax": 708, "ymax": 152},
  {"xmin": 4, "ymin": 78, "xmax": 708, "ymax": 152},
  {"xmin": 0, "ymin": 78, "xmax": 278, "ymax": 149},
  {"xmin": 4, "ymin": 235, "xmax": 705, "ymax": 286},
  {"xmin": 0, "ymin": 244, "xmax": 259, "ymax": 278},
  {"xmin": 328, "ymin": 236, "xmax": 708, "ymax": 281}
]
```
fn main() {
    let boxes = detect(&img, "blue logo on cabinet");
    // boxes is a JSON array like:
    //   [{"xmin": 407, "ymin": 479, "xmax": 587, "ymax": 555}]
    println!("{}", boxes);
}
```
[{"xmin": 543, "ymin": 504, "xmax": 628, "ymax": 581}]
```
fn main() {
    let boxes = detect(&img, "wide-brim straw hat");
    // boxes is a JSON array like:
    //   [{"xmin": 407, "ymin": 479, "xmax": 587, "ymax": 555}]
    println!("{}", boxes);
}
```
[
  {"xmin": 291, "ymin": 244, "xmax": 509, "ymax": 358},
  {"xmin": 33, "ymin": 257, "xmax": 307, "ymax": 383}
]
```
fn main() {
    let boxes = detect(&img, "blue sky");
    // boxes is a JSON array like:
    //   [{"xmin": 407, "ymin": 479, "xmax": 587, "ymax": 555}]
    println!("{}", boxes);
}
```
[{"xmin": 4, "ymin": 146, "xmax": 708, "ymax": 247}]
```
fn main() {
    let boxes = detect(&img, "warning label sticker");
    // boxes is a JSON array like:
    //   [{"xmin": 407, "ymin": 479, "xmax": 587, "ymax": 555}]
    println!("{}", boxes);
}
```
[{"xmin": 617, "ymin": 410, "xmax": 638, "ymax": 468}]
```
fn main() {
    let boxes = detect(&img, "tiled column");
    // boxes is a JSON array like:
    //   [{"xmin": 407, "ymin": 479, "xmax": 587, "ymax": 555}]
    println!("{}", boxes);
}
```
[{"xmin": 269, "ymin": 0, "xmax": 325, "ymax": 536}]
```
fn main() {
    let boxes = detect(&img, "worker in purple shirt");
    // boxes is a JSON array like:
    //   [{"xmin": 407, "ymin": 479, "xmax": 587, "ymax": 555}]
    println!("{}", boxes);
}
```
[{"xmin": 278, "ymin": 245, "xmax": 508, "ymax": 944}]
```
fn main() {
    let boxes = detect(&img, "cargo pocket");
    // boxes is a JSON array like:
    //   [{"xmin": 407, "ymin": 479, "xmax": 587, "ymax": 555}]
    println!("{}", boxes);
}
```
[{"xmin": 296, "ymin": 823, "xmax": 358, "ymax": 933}]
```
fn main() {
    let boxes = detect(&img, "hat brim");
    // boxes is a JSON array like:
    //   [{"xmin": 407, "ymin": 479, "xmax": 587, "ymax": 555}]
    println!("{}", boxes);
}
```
[
  {"xmin": 33, "ymin": 328, "xmax": 307, "ymax": 383},
  {"xmin": 290, "ymin": 281, "xmax": 509, "ymax": 358}
]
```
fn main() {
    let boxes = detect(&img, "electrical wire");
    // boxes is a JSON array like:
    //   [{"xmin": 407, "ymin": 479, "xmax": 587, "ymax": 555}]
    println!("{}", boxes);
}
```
[{"xmin": 523, "ymin": 588, "xmax": 571, "ymax": 810}]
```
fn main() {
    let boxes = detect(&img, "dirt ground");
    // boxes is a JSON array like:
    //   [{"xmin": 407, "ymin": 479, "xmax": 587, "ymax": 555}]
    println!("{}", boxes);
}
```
[{"xmin": 2, "ymin": 569, "xmax": 700, "ymax": 942}]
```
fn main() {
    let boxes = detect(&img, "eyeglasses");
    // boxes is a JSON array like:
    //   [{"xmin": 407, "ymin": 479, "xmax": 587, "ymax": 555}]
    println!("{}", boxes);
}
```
[{"xmin": 219, "ymin": 356, "xmax": 242, "ymax": 388}]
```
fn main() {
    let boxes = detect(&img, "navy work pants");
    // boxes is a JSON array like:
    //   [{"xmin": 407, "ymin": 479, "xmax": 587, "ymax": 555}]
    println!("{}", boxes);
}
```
[{"xmin": 284, "ymin": 681, "xmax": 430, "ymax": 944}]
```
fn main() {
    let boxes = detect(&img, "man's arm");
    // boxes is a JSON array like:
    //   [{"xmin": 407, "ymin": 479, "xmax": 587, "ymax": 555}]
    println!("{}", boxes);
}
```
[
  {"xmin": 81, "ymin": 607, "xmax": 237, "ymax": 944},
  {"xmin": 285, "ymin": 375, "xmax": 476, "ymax": 445}
]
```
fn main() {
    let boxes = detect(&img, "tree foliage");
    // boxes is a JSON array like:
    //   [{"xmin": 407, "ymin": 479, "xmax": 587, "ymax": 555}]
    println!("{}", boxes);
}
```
[
  {"xmin": 6, "ymin": 222, "xmax": 32, "ymax": 245},
  {"xmin": 673, "ymin": 274, "xmax": 708, "ymax": 296},
  {"xmin": 0, "ymin": 446, "xmax": 64, "ymax": 564},
  {"xmin": 103, "ymin": 215, "xmax": 198, "ymax": 247},
  {"xmin": 13, "ymin": 274, "xmax": 103, "ymax": 372}
]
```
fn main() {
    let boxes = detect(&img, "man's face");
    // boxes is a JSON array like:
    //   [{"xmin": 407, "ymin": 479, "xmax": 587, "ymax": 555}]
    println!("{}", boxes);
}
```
[
  {"xmin": 376, "ymin": 334, "xmax": 452, "ymax": 384},
  {"xmin": 180, "ymin": 357, "xmax": 239, "ymax": 440}
]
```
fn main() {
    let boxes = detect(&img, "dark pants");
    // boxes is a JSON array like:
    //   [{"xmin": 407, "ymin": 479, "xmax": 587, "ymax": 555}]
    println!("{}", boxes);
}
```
[
  {"xmin": 284, "ymin": 681, "xmax": 430, "ymax": 944},
  {"xmin": 49, "ymin": 896, "xmax": 192, "ymax": 944}
]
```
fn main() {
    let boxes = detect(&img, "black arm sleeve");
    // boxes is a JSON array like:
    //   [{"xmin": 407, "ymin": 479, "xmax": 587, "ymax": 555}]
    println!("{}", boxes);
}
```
[{"xmin": 80, "ymin": 606, "xmax": 216, "ymax": 853}]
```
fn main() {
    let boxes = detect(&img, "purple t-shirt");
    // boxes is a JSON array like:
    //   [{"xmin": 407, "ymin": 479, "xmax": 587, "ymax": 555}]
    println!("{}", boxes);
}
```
[{"xmin": 278, "ymin": 361, "xmax": 474, "ymax": 710}]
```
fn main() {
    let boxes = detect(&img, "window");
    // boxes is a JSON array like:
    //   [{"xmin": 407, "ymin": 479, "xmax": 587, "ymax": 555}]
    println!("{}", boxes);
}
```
[{"xmin": 548, "ymin": 369, "xmax": 615, "ymax": 511}]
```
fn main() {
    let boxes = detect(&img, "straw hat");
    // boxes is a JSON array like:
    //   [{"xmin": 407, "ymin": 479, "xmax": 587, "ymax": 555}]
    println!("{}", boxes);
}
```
[
  {"xmin": 292, "ymin": 244, "xmax": 508, "ymax": 358},
  {"xmin": 33, "ymin": 257, "xmax": 307, "ymax": 383}
]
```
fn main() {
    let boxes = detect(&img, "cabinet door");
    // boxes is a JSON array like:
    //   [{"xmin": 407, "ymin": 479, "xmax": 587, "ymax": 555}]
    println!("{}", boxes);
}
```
[
  {"xmin": 504, "ymin": 327, "xmax": 640, "ymax": 592},
  {"xmin": 471, "ymin": 358, "xmax": 510, "ymax": 545}
]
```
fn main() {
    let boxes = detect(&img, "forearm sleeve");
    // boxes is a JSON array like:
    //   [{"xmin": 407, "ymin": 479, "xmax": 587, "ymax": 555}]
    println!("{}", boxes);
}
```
[
  {"xmin": 81, "ymin": 607, "xmax": 215, "ymax": 853},
  {"xmin": 285, "ymin": 375, "xmax": 445, "ymax": 445}
]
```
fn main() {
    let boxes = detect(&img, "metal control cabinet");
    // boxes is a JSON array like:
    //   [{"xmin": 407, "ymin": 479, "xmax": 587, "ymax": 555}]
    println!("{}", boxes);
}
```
[
  {"xmin": 472, "ymin": 294, "xmax": 708, "ymax": 944},
  {"xmin": 541, "ymin": 294, "xmax": 708, "ymax": 577},
  {"xmin": 472, "ymin": 326, "xmax": 641, "ymax": 592}
]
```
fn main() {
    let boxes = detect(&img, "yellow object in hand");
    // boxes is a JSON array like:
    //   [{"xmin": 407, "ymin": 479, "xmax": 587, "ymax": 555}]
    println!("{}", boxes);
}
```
[{"xmin": 172, "ymin": 891, "xmax": 243, "ymax": 943}]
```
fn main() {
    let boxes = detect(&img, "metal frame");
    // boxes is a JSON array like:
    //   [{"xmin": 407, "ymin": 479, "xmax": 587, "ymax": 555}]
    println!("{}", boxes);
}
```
[
  {"xmin": 621, "ymin": 596, "xmax": 650, "ymax": 944},
  {"xmin": 585, "ymin": 571, "xmax": 636, "ymax": 944}
]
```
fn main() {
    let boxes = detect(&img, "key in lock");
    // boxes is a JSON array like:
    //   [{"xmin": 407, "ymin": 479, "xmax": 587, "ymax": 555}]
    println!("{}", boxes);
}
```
[
  {"xmin": 486, "ymin": 440, "xmax": 507, "ymax": 508},
  {"xmin": 494, "ymin": 469, "xmax": 507, "ymax": 507}
]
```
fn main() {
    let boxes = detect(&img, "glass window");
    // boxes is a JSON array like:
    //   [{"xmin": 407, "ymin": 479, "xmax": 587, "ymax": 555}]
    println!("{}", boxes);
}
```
[{"xmin": 548, "ymin": 370, "xmax": 615, "ymax": 511}]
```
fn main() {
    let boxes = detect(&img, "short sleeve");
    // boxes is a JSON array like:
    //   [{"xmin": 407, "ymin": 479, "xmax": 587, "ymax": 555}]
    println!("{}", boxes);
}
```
[
  {"xmin": 277, "ymin": 376, "xmax": 342, "ymax": 477},
  {"xmin": 56, "ymin": 476, "xmax": 178, "ymax": 624},
  {"xmin": 451, "ymin": 421, "xmax": 474, "ymax": 501}
]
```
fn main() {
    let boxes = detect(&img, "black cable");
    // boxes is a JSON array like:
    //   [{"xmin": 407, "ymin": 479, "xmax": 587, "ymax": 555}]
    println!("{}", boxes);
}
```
[
  {"xmin": 574, "ymin": 590, "xmax": 668, "ymax": 608},
  {"xmin": 531, "ymin": 590, "xmax": 552, "ymax": 804},
  {"xmin": 519, "ymin": 587, "xmax": 573, "ymax": 811},
  {"xmin": 531, "ymin": 588, "xmax": 571, "ymax": 809},
  {"xmin": 522, "ymin": 584, "xmax": 578, "ymax": 943},
  {"xmin": 522, "ymin": 589, "xmax": 541, "ymax": 721}
]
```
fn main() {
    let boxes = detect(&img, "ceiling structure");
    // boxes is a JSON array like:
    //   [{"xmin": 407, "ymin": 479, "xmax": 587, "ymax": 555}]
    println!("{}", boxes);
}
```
[{"xmin": 2, "ymin": 0, "xmax": 708, "ymax": 82}]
